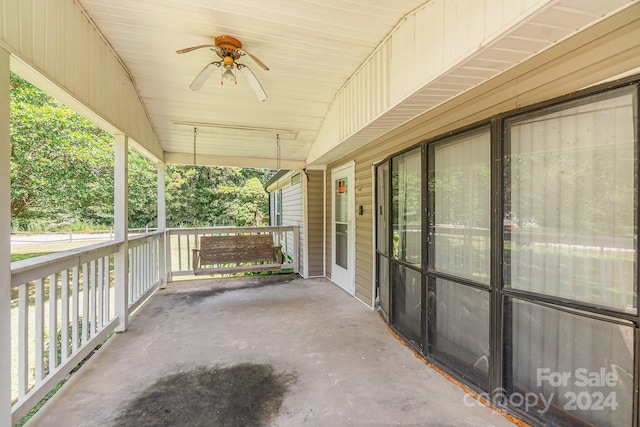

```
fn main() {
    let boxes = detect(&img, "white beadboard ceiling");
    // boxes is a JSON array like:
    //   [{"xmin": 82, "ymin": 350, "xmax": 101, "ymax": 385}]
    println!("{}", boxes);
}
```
[
  {"xmin": 77, "ymin": 0, "xmax": 427, "ymax": 168},
  {"xmin": 76, "ymin": 0, "xmax": 636, "ymax": 168}
]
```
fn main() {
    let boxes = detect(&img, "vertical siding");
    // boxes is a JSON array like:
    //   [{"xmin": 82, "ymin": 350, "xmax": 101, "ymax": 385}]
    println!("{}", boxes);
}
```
[
  {"xmin": 305, "ymin": 170, "xmax": 325, "ymax": 277},
  {"xmin": 323, "ymin": 8, "xmax": 640, "ymax": 309},
  {"xmin": 308, "ymin": 0, "xmax": 640, "ymax": 167},
  {"xmin": 336, "ymin": 42, "xmax": 391, "ymax": 142},
  {"xmin": 0, "ymin": 0, "xmax": 162, "ymax": 160}
]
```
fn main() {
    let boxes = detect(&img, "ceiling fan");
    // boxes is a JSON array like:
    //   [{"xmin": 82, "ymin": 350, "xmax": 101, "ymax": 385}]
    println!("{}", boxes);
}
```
[{"xmin": 177, "ymin": 35, "xmax": 269, "ymax": 101}]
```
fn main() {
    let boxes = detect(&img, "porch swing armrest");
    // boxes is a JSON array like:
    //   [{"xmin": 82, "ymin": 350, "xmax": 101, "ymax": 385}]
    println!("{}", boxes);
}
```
[{"xmin": 192, "ymin": 248, "xmax": 201, "ymax": 270}]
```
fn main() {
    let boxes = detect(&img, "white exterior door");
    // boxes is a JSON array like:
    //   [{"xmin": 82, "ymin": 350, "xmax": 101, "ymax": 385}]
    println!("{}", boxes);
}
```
[{"xmin": 331, "ymin": 163, "xmax": 355, "ymax": 295}]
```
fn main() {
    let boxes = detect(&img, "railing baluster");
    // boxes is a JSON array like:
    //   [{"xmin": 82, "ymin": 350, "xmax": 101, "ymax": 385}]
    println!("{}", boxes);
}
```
[
  {"xmin": 134, "ymin": 247, "xmax": 140, "ymax": 305},
  {"xmin": 128, "ymin": 248, "xmax": 133, "ymax": 304},
  {"xmin": 166, "ymin": 232, "xmax": 173, "ymax": 282},
  {"xmin": 138, "ymin": 245, "xmax": 142, "ymax": 297},
  {"xmin": 82, "ymin": 263, "xmax": 90, "ymax": 345},
  {"xmin": 48, "ymin": 274, "xmax": 58, "ymax": 373},
  {"xmin": 136, "ymin": 245, "xmax": 141, "ymax": 298},
  {"xmin": 177, "ymin": 234, "xmax": 183, "ymax": 271},
  {"xmin": 132, "ymin": 246, "xmax": 137, "ymax": 300},
  {"xmin": 186, "ymin": 234, "xmax": 191, "ymax": 270},
  {"xmin": 61, "ymin": 270, "xmax": 70, "ymax": 363},
  {"xmin": 18, "ymin": 283, "xmax": 29, "ymax": 397},
  {"xmin": 35, "ymin": 278, "xmax": 45, "ymax": 381},
  {"xmin": 133, "ymin": 245, "xmax": 138, "ymax": 296},
  {"xmin": 104, "ymin": 255, "xmax": 110, "ymax": 324},
  {"xmin": 72, "ymin": 266, "xmax": 80, "ymax": 352},
  {"xmin": 145, "ymin": 240, "xmax": 149, "ymax": 289},
  {"xmin": 97, "ymin": 257, "xmax": 104, "ymax": 329},
  {"xmin": 90, "ymin": 260, "xmax": 97, "ymax": 336},
  {"xmin": 139, "ymin": 245, "xmax": 144, "ymax": 295},
  {"xmin": 153, "ymin": 239, "xmax": 159, "ymax": 284}
]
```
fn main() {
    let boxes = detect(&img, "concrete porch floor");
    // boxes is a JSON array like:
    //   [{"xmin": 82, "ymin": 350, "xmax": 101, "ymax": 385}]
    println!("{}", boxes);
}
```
[{"xmin": 29, "ymin": 275, "xmax": 516, "ymax": 427}]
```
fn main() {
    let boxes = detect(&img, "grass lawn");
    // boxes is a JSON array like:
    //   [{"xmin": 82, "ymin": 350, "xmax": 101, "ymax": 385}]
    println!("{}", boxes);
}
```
[
  {"xmin": 11, "ymin": 252, "xmax": 51, "ymax": 262},
  {"xmin": 11, "ymin": 238, "xmax": 112, "ymax": 256}
]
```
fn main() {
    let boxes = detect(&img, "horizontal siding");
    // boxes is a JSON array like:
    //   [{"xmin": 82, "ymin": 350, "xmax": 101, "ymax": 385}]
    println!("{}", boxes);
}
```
[
  {"xmin": 306, "ymin": 170, "xmax": 324, "ymax": 277},
  {"xmin": 354, "ymin": 159, "xmax": 375, "ymax": 306},
  {"xmin": 0, "ymin": 0, "xmax": 162, "ymax": 160},
  {"xmin": 282, "ymin": 184, "xmax": 304, "ymax": 274}
]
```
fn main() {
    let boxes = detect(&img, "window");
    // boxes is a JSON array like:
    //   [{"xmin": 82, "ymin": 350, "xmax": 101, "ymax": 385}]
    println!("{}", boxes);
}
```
[
  {"xmin": 504, "ymin": 88, "xmax": 637, "ymax": 312},
  {"xmin": 392, "ymin": 148, "xmax": 422, "ymax": 266},
  {"xmin": 429, "ymin": 127, "xmax": 491, "ymax": 284},
  {"xmin": 273, "ymin": 189, "xmax": 283, "ymax": 226},
  {"xmin": 430, "ymin": 279, "xmax": 490, "ymax": 388},
  {"xmin": 427, "ymin": 127, "xmax": 491, "ymax": 388},
  {"xmin": 505, "ymin": 298, "xmax": 634, "ymax": 426},
  {"xmin": 291, "ymin": 173, "xmax": 301, "ymax": 186},
  {"xmin": 377, "ymin": 161, "xmax": 390, "ymax": 316},
  {"xmin": 389, "ymin": 148, "xmax": 423, "ymax": 344},
  {"xmin": 374, "ymin": 79, "xmax": 640, "ymax": 427}
]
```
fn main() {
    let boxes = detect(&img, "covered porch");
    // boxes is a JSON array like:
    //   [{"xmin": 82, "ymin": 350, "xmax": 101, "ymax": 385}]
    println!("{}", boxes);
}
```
[
  {"xmin": 27, "ymin": 275, "xmax": 515, "ymax": 427},
  {"xmin": 2, "ymin": 0, "xmax": 640, "ymax": 426}
]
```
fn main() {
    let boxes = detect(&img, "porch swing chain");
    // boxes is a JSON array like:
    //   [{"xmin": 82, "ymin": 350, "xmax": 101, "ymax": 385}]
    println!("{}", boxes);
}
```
[
  {"xmin": 193, "ymin": 127, "xmax": 198, "ymax": 166},
  {"xmin": 193, "ymin": 126, "xmax": 198, "ymax": 249},
  {"xmin": 276, "ymin": 133, "xmax": 281, "ymax": 170},
  {"xmin": 276, "ymin": 134, "xmax": 281, "ymax": 246}
]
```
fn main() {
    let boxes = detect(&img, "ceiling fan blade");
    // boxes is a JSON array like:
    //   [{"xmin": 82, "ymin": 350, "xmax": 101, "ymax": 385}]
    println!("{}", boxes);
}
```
[
  {"xmin": 236, "ymin": 49, "xmax": 269, "ymax": 71},
  {"xmin": 176, "ymin": 44, "xmax": 217, "ymax": 54},
  {"xmin": 237, "ymin": 64, "xmax": 267, "ymax": 101},
  {"xmin": 190, "ymin": 62, "xmax": 221, "ymax": 90}
]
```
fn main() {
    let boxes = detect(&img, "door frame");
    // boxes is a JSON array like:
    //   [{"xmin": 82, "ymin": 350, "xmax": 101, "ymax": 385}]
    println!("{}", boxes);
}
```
[{"xmin": 331, "ymin": 161, "xmax": 356, "ymax": 295}]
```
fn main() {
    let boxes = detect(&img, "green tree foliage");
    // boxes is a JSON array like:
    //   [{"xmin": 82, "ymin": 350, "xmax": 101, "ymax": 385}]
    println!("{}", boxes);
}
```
[
  {"xmin": 10, "ymin": 73, "xmax": 274, "ymax": 230},
  {"xmin": 236, "ymin": 177, "xmax": 268, "ymax": 226},
  {"xmin": 10, "ymin": 73, "xmax": 114, "ymax": 228},
  {"xmin": 164, "ymin": 166, "xmax": 270, "ymax": 227}
]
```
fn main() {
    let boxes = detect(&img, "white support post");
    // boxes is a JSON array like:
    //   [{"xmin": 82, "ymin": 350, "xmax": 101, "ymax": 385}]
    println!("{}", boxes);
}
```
[
  {"xmin": 114, "ymin": 134, "xmax": 129, "ymax": 332},
  {"xmin": 157, "ymin": 162, "xmax": 167, "ymax": 288},
  {"xmin": 0, "ymin": 47, "xmax": 12, "ymax": 427}
]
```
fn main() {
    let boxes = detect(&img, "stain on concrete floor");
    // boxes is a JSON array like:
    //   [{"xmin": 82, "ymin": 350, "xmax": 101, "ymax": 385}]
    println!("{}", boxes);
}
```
[
  {"xmin": 112, "ymin": 363, "xmax": 295, "ymax": 427},
  {"xmin": 165, "ymin": 274, "xmax": 298, "ymax": 306}
]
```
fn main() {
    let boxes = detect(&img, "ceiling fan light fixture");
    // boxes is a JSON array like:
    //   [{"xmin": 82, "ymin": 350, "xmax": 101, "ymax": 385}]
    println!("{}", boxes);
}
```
[
  {"xmin": 221, "ymin": 67, "xmax": 236, "ymax": 84},
  {"xmin": 221, "ymin": 55, "xmax": 236, "ymax": 84}
]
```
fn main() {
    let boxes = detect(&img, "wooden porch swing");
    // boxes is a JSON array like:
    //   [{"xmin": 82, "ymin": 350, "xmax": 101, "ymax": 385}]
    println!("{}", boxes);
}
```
[
  {"xmin": 192, "ymin": 233, "xmax": 282, "ymax": 275},
  {"xmin": 191, "ymin": 131, "xmax": 284, "ymax": 276}
]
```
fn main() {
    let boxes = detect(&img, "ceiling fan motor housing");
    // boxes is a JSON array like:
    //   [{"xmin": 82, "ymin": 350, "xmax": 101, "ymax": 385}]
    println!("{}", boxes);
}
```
[{"xmin": 215, "ymin": 35, "xmax": 242, "ymax": 59}]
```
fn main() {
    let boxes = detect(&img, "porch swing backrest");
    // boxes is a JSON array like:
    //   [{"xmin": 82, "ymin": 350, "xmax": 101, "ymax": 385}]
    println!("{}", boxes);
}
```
[{"xmin": 192, "ymin": 234, "xmax": 282, "ymax": 275}]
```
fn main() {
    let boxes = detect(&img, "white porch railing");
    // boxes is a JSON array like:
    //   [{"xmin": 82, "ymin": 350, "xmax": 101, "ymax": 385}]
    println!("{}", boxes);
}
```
[
  {"xmin": 8, "ymin": 227, "xmax": 296, "ymax": 423},
  {"xmin": 128, "ymin": 232, "xmax": 163, "ymax": 312},
  {"xmin": 165, "ymin": 226, "xmax": 299, "ymax": 280},
  {"xmin": 9, "ymin": 231, "xmax": 163, "ymax": 423}
]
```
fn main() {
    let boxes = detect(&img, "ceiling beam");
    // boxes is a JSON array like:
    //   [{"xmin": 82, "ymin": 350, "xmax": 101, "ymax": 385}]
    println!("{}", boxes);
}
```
[{"xmin": 164, "ymin": 152, "xmax": 305, "ymax": 170}]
